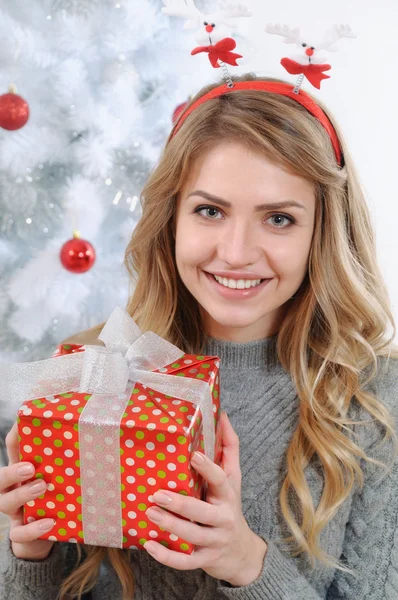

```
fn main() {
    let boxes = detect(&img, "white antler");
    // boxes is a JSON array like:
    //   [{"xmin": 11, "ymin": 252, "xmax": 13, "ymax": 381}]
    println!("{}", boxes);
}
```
[
  {"xmin": 264, "ymin": 23, "xmax": 301, "ymax": 45},
  {"xmin": 162, "ymin": 0, "xmax": 202, "ymax": 30},
  {"xmin": 208, "ymin": 2, "xmax": 252, "ymax": 29},
  {"xmin": 318, "ymin": 24, "xmax": 356, "ymax": 52},
  {"xmin": 218, "ymin": 1, "xmax": 252, "ymax": 18}
]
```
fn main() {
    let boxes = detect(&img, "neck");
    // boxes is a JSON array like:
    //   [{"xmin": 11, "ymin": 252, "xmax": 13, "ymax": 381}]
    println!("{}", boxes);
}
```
[{"xmin": 204, "ymin": 334, "xmax": 280, "ymax": 369}]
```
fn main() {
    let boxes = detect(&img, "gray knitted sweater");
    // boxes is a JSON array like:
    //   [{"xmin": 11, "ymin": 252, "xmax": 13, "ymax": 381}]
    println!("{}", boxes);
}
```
[{"xmin": 1, "ymin": 335, "xmax": 398, "ymax": 600}]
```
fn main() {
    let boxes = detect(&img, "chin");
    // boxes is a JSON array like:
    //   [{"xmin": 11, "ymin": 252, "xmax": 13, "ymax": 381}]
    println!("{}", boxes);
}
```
[{"xmin": 203, "ymin": 307, "xmax": 267, "ymax": 329}]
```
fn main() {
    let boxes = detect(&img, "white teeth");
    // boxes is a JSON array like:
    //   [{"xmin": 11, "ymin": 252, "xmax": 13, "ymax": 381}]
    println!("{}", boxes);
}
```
[{"xmin": 213, "ymin": 275, "xmax": 263, "ymax": 289}]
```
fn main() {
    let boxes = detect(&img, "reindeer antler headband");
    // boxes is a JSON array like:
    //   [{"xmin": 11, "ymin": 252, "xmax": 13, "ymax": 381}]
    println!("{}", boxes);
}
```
[
  {"xmin": 171, "ymin": 80, "xmax": 343, "ymax": 164},
  {"xmin": 162, "ymin": 0, "xmax": 251, "ymax": 87},
  {"xmin": 265, "ymin": 23, "xmax": 356, "ymax": 93},
  {"xmin": 162, "ymin": 1, "xmax": 356, "ymax": 166}
]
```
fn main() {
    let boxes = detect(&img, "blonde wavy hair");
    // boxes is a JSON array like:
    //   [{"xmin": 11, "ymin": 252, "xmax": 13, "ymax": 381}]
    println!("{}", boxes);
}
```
[{"xmin": 57, "ymin": 73, "xmax": 398, "ymax": 600}]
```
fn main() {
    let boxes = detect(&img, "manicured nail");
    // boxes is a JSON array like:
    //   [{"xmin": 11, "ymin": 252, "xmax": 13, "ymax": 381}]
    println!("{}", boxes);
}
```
[
  {"xmin": 38, "ymin": 518, "xmax": 56, "ymax": 530},
  {"xmin": 153, "ymin": 491, "xmax": 172, "ymax": 505},
  {"xmin": 191, "ymin": 452, "xmax": 205, "ymax": 464},
  {"xmin": 17, "ymin": 464, "xmax": 34, "ymax": 477},
  {"xmin": 28, "ymin": 481, "xmax": 46, "ymax": 495},
  {"xmin": 146, "ymin": 507, "xmax": 163, "ymax": 522}
]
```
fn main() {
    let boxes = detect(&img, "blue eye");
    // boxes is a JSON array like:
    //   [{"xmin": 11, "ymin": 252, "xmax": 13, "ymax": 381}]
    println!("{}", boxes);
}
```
[
  {"xmin": 268, "ymin": 214, "xmax": 295, "ymax": 228},
  {"xmin": 195, "ymin": 205, "xmax": 221, "ymax": 219},
  {"xmin": 193, "ymin": 205, "xmax": 296, "ymax": 229}
]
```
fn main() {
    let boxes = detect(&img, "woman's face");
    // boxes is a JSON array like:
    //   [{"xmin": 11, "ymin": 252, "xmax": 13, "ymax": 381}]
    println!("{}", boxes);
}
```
[{"xmin": 175, "ymin": 140, "xmax": 316, "ymax": 342}]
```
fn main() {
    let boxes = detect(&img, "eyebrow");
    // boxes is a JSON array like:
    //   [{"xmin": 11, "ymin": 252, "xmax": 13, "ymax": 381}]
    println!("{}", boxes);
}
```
[{"xmin": 187, "ymin": 190, "xmax": 307, "ymax": 212}]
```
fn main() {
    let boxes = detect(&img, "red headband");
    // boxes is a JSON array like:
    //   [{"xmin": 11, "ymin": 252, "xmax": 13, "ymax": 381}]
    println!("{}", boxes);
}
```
[{"xmin": 171, "ymin": 80, "xmax": 342, "ymax": 166}]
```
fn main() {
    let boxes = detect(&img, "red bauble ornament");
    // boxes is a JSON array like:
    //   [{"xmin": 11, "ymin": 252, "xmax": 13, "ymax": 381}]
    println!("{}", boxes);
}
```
[
  {"xmin": 60, "ymin": 232, "xmax": 96, "ymax": 273},
  {"xmin": 0, "ymin": 86, "xmax": 29, "ymax": 131},
  {"xmin": 172, "ymin": 100, "xmax": 189, "ymax": 125}
]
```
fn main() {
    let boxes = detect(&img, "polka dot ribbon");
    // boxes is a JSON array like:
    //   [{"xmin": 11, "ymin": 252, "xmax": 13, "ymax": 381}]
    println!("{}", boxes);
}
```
[{"xmin": 0, "ymin": 307, "xmax": 216, "ymax": 548}]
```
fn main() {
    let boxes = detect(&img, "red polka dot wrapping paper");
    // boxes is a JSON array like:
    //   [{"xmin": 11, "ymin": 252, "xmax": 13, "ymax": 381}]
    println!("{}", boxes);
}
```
[{"xmin": 17, "ymin": 343, "xmax": 222, "ymax": 554}]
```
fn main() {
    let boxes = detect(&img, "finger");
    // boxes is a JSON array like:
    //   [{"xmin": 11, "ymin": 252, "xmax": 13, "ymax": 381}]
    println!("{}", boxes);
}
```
[
  {"xmin": 0, "ymin": 478, "xmax": 48, "ymax": 516},
  {"xmin": 145, "ymin": 506, "xmax": 220, "ymax": 547},
  {"xmin": 220, "ymin": 412, "xmax": 240, "ymax": 473},
  {"xmin": 3, "ymin": 423, "xmax": 32, "ymax": 500},
  {"xmin": 151, "ymin": 490, "xmax": 226, "ymax": 527},
  {"xmin": 220, "ymin": 412, "xmax": 241, "ymax": 485},
  {"xmin": 144, "ymin": 540, "xmax": 207, "ymax": 570},
  {"xmin": 5, "ymin": 422, "xmax": 20, "ymax": 465},
  {"xmin": 9, "ymin": 518, "xmax": 57, "ymax": 543},
  {"xmin": 0, "ymin": 462, "xmax": 36, "ymax": 494},
  {"xmin": 190, "ymin": 451, "xmax": 231, "ymax": 500}
]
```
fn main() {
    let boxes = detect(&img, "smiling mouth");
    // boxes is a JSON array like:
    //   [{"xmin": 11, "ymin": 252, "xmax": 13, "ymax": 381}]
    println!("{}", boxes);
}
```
[{"xmin": 205, "ymin": 271, "xmax": 270, "ymax": 290}]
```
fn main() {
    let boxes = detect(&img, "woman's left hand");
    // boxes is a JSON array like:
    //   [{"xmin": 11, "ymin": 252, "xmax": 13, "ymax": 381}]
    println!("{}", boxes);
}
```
[{"xmin": 144, "ymin": 411, "xmax": 268, "ymax": 587}]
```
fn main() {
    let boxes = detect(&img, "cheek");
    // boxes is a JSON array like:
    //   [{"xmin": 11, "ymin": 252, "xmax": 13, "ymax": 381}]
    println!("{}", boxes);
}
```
[
  {"xmin": 269, "ymin": 236, "xmax": 311, "ymax": 274},
  {"xmin": 175, "ymin": 222, "xmax": 209, "ymax": 266}
]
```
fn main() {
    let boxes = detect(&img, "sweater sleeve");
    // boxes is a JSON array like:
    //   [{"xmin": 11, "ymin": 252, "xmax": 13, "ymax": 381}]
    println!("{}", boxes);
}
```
[
  {"xmin": 325, "ymin": 356, "xmax": 398, "ymax": 599},
  {"xmin": 215, "ymin": 457, "xmax": 398, "ymax": 600},
  {"xmin": 0, "ymin": 528, "xmax": 66, "ymax": 600},
  {"xmin": 215, "ymin": 357, "xmax": 398, "ymax": 600},
  {"xmin": 215, "ymin": 537, "xmax": 324, "ymax": 600},
  {"xmin": 325, "ymin": 447, "xmax": 398, "ymax": 598}
]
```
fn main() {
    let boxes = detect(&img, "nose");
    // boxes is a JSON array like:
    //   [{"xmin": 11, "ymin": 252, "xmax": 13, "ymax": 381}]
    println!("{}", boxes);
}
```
[
  {"xmin": 205, "ymin": 24, "xmax": 214, "ymax": 33},
  {"xmin": 305, "ymin": 48, "xmax": 314, "ymax": 56},
  {"xmin": 216, "ymin": 224, "xmax": 261, "ymax": 267}
]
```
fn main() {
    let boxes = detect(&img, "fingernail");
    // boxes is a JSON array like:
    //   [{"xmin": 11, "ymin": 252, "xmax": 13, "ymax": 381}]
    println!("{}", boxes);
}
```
[
  {"xmin": 38, "ymin": 518, "xmax": 56, "ymax": 530},
  {"xmin": 144, "ymin": 542, "xmax": 157, "ymax": 555},
  {"xmin": 28, "ymin": 480, "xmax": 46, "ymax": 495},
  {"xmin": 191, "ymin": 452, "xmax": 205, "ymax": 464},
  {"xmin": 153, "ymin": 491, "xmax": 172, "ymax": 505},
  {"xmin": 146, "ymin": 507, "xmax": 163, "ymax": 522},
  {"xmin": 17, "ymin": 464, "xmax": 34, "ymax": 477}
]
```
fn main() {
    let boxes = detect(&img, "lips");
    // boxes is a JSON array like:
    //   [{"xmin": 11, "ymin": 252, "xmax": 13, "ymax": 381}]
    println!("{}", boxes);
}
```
[
  {"xmin": 204, "ymin": 270, "xmax": 272, "ymax": 298},
  {"xmin": 205, "ymin": 271, "xmax": 268, "ymax": 281},
  {"xmin": 212, "ymin": 273, "xmax": 264, "ymax": 287}
]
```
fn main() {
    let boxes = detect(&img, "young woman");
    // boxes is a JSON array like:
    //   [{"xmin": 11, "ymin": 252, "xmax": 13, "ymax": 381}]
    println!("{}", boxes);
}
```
[{"xmin": 1, "ymin": 73, "xmax": 398, "ymax": 600}]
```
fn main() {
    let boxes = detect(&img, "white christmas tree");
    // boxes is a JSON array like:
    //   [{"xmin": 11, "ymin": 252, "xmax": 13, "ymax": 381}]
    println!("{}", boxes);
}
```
[{"xmin": 0, "ymin": 0, "xmax": 216, "ymax": 366}]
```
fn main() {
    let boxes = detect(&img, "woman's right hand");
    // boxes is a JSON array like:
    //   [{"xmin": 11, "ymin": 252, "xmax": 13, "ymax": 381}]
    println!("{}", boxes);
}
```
[{"xmin": 0, "ymin": 422, "xmax": 56, "ymax": 560}]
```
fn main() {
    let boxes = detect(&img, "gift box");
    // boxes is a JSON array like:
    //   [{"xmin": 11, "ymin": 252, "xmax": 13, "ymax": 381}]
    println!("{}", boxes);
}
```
[{"xmin": 9, "ymin": 307, "xmax": 222, "ymax": 553}]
